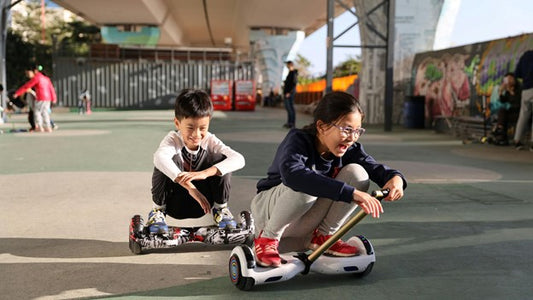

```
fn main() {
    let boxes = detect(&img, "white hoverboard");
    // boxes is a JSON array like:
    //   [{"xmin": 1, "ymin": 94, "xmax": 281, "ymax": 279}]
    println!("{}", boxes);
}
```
[{"xmin": 229, "ymin": 189, "xmax": 389, "ymax": 291}]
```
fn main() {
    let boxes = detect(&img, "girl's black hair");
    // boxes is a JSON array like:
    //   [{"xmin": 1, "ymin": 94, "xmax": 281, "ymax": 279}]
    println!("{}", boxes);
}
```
[
  {"xmin": 302, "ymin": 91, "xmax": 364, "ymax": 134},
  {"xmin": 174, "ymin": 89, "xmax": 213, "ymax": 120}
]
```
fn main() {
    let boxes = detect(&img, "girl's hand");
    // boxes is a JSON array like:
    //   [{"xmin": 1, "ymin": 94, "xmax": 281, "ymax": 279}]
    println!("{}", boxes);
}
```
[
  {"xmin": 382, "ymin": 175, "xmax": 404, "ymax": 201},
  {"xmin": 353, "ymin": 190, "xmax": 383, "ymax": 218}
]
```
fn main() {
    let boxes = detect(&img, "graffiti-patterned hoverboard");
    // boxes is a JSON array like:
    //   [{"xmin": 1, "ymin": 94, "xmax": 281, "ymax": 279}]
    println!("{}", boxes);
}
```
[{"xmin": 129, "ymin": 211, "xmax": 254, "ymax": 254}]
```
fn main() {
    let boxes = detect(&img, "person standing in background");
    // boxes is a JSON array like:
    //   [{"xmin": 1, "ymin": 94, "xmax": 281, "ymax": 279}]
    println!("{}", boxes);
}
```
[
  {"xmin": 282, "ymin": 60, "xmax": 298, "ymax": 129},
  {"xmin": 513, "ymin": 50, "xmax": 533, "ymax": 151}
]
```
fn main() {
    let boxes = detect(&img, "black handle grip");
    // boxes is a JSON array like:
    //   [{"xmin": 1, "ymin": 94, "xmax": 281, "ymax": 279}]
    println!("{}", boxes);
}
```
[{"xmin": 371, "ymin": 189, "xmax": 390, "ymax": 200}]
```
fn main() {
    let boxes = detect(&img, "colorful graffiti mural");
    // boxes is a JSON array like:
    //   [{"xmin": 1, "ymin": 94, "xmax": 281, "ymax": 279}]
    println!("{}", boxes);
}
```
[
  {"xmin": 411, "ymin": 33, "xmax": 533, "ymax": 123},
  {"xmin": 477, "ymin": 34, "xmax": 533, "ymax": 96}
]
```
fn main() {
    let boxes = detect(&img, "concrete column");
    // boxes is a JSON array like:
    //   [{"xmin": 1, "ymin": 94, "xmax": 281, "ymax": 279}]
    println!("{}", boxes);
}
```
[
  {"xmin": 249, "ymin": 29, "xmax": 304, "ymax": 103},
  {"xmin": 393, "ymin": 0, "xmax": 445, "ymax": 126},
  {"xmin": 0, "ymin": 0, "xmax": 10, "ymax": 123},
  {"xmin": 354, "ymin": 0, "xmax": 388, "ymax": 124},
  {"xmin": 354, "ymin": 0, "xmax": 446, "ymax": 125}
]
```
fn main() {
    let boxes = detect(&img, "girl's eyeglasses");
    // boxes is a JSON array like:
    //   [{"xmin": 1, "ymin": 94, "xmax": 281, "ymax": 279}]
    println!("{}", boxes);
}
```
[{"xmin": 330, "ymin": 124, "xmax": 366, "ymax": 137}]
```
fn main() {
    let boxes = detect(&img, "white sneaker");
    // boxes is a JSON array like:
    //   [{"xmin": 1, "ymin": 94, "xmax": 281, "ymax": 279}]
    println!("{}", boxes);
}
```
[
  {"xmin": 212, "ymin": 204, "xmax": 237, "ymax": 229},
  {"xmin": 147, "ymin": 209, "xmax": 168, "ymax": 235}
]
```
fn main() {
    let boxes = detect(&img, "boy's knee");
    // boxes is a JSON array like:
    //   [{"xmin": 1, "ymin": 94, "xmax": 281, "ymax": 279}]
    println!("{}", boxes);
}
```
[{"xmin": 337, "ymin": 164, "xmax": 370, "ymax": 192}]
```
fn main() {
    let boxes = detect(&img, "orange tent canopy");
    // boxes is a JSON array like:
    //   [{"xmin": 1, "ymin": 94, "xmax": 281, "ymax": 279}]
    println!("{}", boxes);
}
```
[{"xmin": 296, "ymin": 74, "xmax": 358, "ymax": 93}]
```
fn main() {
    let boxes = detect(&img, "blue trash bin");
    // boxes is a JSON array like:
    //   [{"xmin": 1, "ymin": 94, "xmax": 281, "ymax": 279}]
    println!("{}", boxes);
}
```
[{"xmin": 403, "ymin": 96, "xmax": 425, "ymax": 129}]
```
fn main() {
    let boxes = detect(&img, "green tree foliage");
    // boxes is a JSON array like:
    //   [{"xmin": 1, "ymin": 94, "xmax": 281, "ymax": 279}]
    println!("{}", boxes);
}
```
[
  {"xmin": 6, "ymin": 0, "xmax": 100, "ymax": 89},
  {"xmin": 295, "ymin": 54, "xmax": 317, "ymax": 85},
  {"xmin": 6, "ymin": 30, "xmax": 50, "ymax": 89},
  {"xmin": 11, "ymin": 0, "xmax": 63, "ymax": 46},
  {"xmin": 294, "ymin": 54, "xmax": 362, "ymax": 86},
  {"xmin": 332, "ymin": 56, "xmax": 361, "ymax": 77},
  {"xmin": 56, "ymin": 20, "xmax": 101, "ymax": 56}
]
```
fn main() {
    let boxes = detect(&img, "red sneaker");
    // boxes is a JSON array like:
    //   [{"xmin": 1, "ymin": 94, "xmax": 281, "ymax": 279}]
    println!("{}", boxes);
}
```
[
  {"xmin": 308, "ymin": 230, "xmax": 358, "ymax": 257},
  {"xmin": 254, "ymin": 234, "xmax": 282, "ymax": 267}
]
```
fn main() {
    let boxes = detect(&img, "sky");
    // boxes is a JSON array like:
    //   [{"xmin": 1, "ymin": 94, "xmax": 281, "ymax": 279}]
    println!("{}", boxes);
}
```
[{"xmin": 298, "ymin": 0, "xmax": 533, "ymax": 76}]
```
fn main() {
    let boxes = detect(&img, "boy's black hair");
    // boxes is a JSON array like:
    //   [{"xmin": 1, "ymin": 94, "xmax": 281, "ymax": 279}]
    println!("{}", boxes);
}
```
[
  {"xmin": 303, "ymin": 91, "xmax": 364, "ymax": 134},
  {"xmin": 174, "ymin": 89, "xmax": 213, "ymax": 120}
]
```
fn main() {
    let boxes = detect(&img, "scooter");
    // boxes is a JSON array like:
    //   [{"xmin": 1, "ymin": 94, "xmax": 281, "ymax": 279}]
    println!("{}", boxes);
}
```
[
  {"xmin": 129, "ymin": 211, "xmax": 254, "ymax": 254},
  {"xmin": 228, "ymin": 189, "xmax": 389, "ymax": 290}
]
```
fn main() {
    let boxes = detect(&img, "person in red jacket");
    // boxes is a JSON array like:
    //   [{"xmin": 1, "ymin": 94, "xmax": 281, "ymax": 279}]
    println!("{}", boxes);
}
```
[{"xmin": 14, "ymin": 64, "xmax": 57, "ymax": 132}]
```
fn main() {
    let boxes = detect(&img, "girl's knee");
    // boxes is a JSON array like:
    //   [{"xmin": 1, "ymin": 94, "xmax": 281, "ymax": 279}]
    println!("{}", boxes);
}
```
[
  {"xmin": 337, "ymin": 164, "xmax": 370, "ymax": 192},
  {"xmin": 286, "ymin": 188, "xmax": 317, "ymax": 206}
]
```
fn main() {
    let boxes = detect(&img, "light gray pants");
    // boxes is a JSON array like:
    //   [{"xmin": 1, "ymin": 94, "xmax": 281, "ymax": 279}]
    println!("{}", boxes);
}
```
[
  {"xmin": 34, "ymin": 100, "xmax": 51, "ymax": 130},
  {"xmin": 514, "ymin": 87, "xmax": 533, "ymax": 143},
  {"xmin": 251, "ymin": 164, "xmax": 370, "ymax": 250}
]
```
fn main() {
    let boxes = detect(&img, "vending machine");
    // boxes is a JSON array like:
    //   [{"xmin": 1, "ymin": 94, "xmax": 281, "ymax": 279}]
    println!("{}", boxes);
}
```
[
  {"xmin": 210, "ymin": 80, "xmax": 233, "ymax": 111},
  {"xmin": 234, "ymin": 80, "xmax": 255, "ymax": 111}
]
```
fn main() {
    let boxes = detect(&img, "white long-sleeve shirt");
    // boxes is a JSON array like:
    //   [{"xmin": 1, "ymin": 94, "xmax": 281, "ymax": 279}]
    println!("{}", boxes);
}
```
[{"xmin": 153, "ymin": 130, "xmax": 245, "ymax": 181}]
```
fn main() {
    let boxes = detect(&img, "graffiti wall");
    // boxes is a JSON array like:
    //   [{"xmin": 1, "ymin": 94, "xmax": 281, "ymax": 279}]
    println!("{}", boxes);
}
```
[{"xmin": 411, "ymin": 33, "xmax": 533, "ymax": 125}]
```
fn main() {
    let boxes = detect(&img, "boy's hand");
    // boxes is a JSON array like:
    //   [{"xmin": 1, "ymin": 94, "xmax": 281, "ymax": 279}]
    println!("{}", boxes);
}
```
[
  {"xmin": 176, "ymin": 171, "xmax": 208, "ymax": 183},
  {"xmin": 188, "ymin": 187, "xmax": 211, "ymax": 214},
  {"xmin": 176, "ymin": 173, "xmax": 212, "ymax": 214},
  {"xmin": 382, "ymin": 175, "xmax": 404, "ymax": 201},
  {"xmin": 176, "ymin": 167, "xmax": 220, "ymax": 184}
]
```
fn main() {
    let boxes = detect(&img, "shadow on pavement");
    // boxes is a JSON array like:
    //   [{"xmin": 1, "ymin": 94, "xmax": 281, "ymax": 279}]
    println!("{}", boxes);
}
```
[{"xmin": 0, "ymin": 238, "xmax": 239, "ymax": 258}]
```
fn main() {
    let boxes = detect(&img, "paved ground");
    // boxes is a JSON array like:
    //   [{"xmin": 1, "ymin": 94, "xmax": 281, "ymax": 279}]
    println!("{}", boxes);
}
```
[{"xmin": 1, "ymin": 106, "xmax": 532, "ymax": 300}]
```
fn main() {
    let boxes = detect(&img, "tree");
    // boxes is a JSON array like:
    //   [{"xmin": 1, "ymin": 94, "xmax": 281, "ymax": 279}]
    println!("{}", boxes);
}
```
[
  {"xmin": 7, "ymin": 0, "xmax": 55, "ymax": 89},
  {"xmin": 295, "ymin": 54, "xmax": 320, "ymax": 85},
  {"xmin": 10, "ymin": 0, "xmax": 100, "ymax": 55},
  {"xmin": 6, "ymin": 0, "xmax": 101, "ymax": 89},
  {"xmin": 332, "ymin": 55, "xmax": 361, "ymax": 78},
  {"xmin": 55, "ymin": 20, "xmax": 101, "ymax": 56},
  {"xmin": 294, "ymin": 54, "xmax": 362, "ymax": 86},
  {"xmin": 5, "ymin": 30, "xmax": 45, "ymax": 88},
  {"xmin": 9, "ymin": 0, "xmax": 61, "ymax": 45}
]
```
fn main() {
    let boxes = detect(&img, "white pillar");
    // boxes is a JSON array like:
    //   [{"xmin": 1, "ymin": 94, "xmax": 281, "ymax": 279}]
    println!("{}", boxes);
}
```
[
  {"xmin": 354, "ymin": 0, "xmax": 447, "ymax": 124},
  {"xmin": 250, "ymin": 29, "xmax": 304, "ymax": 101},
  {"xmin": 0, "ymin": 0, "xmax": 11, "ymax": 123}
]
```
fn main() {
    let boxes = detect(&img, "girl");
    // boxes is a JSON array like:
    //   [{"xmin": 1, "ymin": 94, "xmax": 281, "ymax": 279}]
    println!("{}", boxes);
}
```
[{"xmin": 251, "ymin": 91, "xmax": 406, "ymax": 267}]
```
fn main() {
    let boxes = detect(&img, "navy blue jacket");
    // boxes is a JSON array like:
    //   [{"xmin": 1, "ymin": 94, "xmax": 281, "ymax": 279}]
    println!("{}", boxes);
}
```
[
  {"xmin": 257, "ymin": 129, "xmax": 407, "ymax": 203},
  {"xmin": 515, "ymin": 50, "xmax": 533, "ymax": 90}
]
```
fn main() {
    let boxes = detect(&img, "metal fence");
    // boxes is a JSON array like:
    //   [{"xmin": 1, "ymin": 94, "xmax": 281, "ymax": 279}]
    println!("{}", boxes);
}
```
[{"xmin": 53, "ymin": 57, "xmax": 254, "ymax": 109}]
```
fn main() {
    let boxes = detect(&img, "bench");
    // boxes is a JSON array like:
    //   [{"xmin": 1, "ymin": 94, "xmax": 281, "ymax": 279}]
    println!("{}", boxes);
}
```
[{"xmin": 452, "ymin": 116, "xmax": 489, "ymax": 141}]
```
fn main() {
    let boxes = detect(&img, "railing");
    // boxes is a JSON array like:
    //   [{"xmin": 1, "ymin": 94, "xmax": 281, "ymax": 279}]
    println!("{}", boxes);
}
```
[{"xmin": 53, "ymin": 57, "xmax": 254, "ymax": 109}]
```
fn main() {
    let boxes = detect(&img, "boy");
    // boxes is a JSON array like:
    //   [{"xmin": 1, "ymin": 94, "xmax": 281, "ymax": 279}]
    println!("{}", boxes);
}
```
[{"xmin": 148, "ymin": 89, "xmax": 245, "ymax": 234}]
